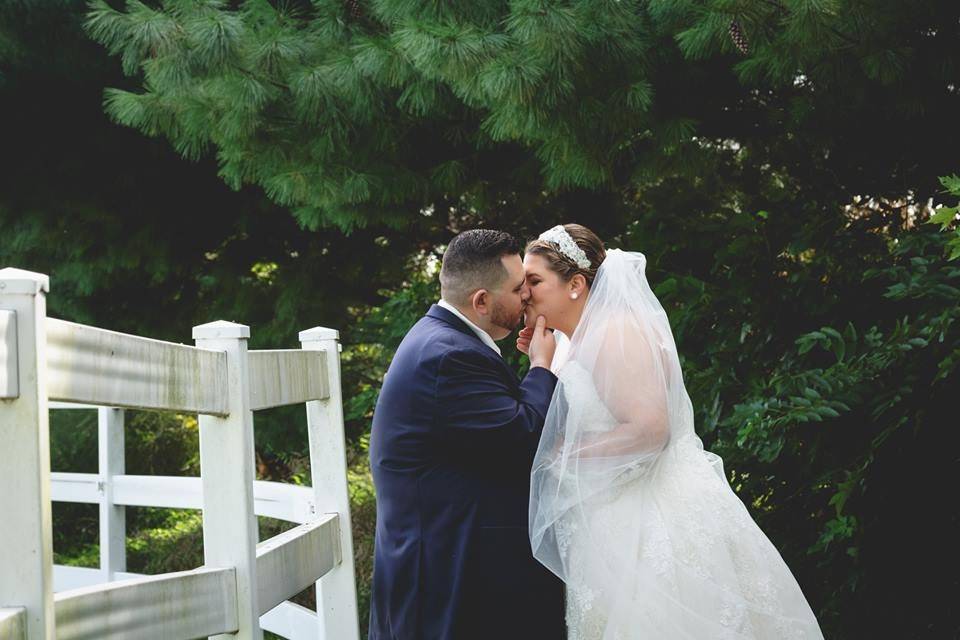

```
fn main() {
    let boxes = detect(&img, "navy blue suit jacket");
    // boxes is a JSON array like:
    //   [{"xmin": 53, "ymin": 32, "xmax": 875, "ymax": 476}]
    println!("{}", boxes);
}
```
[{"xmin": 368, "ymin": 305, "xmax": 566, "ymax": 640}]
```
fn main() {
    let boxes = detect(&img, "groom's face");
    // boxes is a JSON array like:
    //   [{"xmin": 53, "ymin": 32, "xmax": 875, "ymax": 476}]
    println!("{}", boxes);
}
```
[{"xmin": 487, "ymin": 254, "xmax": 529, "ymax": 339}]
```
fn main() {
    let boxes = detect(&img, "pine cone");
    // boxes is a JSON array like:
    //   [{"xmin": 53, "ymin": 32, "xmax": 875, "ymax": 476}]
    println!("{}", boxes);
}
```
[
  {"xmin": 345, "ymin": 0, "xmax": 363, "ymax": 20},
  {"xmin": 728, "ymin": 19, "xmax": 749, "ymax": 55}
]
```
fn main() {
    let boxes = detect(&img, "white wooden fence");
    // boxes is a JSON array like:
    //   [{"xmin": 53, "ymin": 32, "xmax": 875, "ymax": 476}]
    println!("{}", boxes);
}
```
[{"xmin": 0, "ymin": 268, "xmax": 361, "ymax": 640}]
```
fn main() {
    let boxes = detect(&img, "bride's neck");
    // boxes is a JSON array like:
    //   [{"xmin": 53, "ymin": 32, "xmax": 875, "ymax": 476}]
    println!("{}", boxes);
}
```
[{"xmin": 554, "ymin": 300, "xmax": 586, "ymax": 338}]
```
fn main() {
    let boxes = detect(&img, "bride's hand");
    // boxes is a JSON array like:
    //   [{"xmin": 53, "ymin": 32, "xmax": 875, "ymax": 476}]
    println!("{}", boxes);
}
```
[{"xmin": 516, "ymin": 326, "xmax": 534, "ymax": 354}]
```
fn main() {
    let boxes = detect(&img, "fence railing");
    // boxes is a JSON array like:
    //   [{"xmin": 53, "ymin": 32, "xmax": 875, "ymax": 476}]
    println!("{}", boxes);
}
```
[{"xmin": 0, "ymin": 267, "xmax": 360, "ymax": 640}]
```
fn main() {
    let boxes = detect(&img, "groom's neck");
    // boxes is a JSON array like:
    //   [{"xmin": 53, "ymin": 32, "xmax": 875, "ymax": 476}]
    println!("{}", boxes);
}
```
[
  {"xmin": 449, "ymin": 300, "xmax": 483, "ymax": 328},
  {"xmin": 444, "ymin": 299, "xmax": 501, "ymax": 339}
]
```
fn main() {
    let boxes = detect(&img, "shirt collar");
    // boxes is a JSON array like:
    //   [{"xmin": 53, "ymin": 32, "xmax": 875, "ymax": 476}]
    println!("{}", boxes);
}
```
[{"xmin": 437, "ymin": 299, "xmax": 502, "ymax": 356}]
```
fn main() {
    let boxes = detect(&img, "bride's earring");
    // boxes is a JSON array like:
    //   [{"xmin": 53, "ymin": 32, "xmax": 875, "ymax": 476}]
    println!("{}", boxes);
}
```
[{"xmin": 571, "ymin": 292, "xmax": 579, "ymax": 299}]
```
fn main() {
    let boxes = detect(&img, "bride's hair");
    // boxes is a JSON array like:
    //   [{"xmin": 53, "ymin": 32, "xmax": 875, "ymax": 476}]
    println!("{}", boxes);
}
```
[{"xmin": 525, "ymin": 223, "xmax": 606, "ymax": 287}]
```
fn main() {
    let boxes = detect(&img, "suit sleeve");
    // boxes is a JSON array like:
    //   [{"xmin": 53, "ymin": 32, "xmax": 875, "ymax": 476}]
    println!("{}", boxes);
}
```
[{"xmin": 435, "ymin": 347, "xmax": 558, "ymax": 449}]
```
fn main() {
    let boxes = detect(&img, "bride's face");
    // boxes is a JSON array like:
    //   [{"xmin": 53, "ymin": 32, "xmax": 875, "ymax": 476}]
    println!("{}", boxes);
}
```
[{"xmin": 523, "ymin": 253, "xmax": 580, "ymax": 333}]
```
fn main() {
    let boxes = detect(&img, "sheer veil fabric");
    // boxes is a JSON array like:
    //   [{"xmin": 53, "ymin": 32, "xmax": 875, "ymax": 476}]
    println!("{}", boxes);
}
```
[{"xmin": 529, "ymin": 249, "xmax": 824, "ymax": 639}]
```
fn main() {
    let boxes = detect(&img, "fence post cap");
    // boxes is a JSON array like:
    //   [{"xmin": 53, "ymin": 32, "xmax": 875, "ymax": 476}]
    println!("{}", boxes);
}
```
[
  {"xmin": 0, "ymin": 268, "xmax": 49, "ymax": 294},
  {"xmin": 192, "ymin": 320, "xmax": 250, "ymax": 340},
  {"xmin": 299, "ymin": 327, "xmax": 339, "ymax": 342}
]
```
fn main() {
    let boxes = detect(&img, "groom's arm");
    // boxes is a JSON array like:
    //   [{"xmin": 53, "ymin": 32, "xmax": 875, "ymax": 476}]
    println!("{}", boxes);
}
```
[{"xmin": 435, "ymin": 348, "xmax": 557, "ymax": 449}]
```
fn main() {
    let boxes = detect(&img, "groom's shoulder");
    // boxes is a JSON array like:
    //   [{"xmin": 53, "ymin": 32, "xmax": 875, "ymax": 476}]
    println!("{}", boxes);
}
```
[
  {"xmin": 396, "ymin": 312, "xmax": 490, "ymax": 366},
  {"xmin": 405, "ymin": 312, "xmax": 472, "ymax": 352},
  {"xmin": 394, "ymin": 312, "xmax": 462, "ymax": 355}
]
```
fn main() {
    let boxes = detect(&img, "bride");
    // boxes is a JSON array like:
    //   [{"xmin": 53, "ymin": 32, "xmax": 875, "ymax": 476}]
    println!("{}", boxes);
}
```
[{"xmin": 517, "ymin": 224, "xmax": 825, "ymax": 639}]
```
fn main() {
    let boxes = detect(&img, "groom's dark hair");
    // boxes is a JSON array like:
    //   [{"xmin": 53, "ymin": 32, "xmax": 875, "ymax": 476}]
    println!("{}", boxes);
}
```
[{"xmin": 440, "ymin": 229, "xmax": 521, "ymax": 306}]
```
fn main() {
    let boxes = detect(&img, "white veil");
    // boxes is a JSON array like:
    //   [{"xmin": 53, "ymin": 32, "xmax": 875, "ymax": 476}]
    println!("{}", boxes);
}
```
[
  {"xmin": 529, "ymin": 249, "xmax": 823, "ymax": 638},
  {"xmin": 529, "ymin": 248, "xmax": 705, "ymax": 575}
]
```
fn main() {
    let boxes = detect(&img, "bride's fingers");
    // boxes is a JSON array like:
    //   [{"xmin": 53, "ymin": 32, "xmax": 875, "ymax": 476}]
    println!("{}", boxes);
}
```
[{"xmin": 516, "ymin": 335, "xmax": 531, "ymax": 354}]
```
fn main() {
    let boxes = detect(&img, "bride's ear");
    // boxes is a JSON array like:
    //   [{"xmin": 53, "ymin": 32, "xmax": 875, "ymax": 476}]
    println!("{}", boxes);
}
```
[{"xmin": 569, "ymin": 274, "xmax": 587, "ymax": 300}]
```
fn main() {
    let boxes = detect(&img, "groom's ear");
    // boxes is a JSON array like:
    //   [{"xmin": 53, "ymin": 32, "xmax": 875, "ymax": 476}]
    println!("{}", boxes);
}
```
[{"xmin": 470, "ymin": 288, "xmax": 490, "ymax": 316}]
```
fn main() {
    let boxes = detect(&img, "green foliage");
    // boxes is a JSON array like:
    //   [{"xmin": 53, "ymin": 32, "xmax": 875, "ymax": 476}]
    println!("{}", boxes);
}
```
[
  {"xmin": 929, "ymin": 174, "xmax": 960, "ymax": 260},
  {"xmin": 54, "ymin": 506, "xmax": 216, "ymax": 579},
  {"xmin": 126, "ymin": 509, "xmax": 205, "ymax": 573},
  {"xmin": 640, "ymin": 207, "xmax": 959, "ymax": 633},
  {"xmin": 346, "ymin": 462, "xmax": 377, "ymax": 638},
  {"xmin": 7, "ymin": 0, "xmax": 960, "ymax": 637}
]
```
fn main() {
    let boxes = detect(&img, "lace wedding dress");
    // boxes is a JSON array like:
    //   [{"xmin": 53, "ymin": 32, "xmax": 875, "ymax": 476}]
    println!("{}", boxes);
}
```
[
  {"xmin": 554, "ymin": 361, "xmax": 823, "ymax": 639},
  {"xmin": 530, "ymin": 250, "xmax": 824, "ymax": 639}
]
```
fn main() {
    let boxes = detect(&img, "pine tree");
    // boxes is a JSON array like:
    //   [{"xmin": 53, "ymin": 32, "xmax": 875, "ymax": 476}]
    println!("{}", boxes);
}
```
[{"xmin": 84, "ymin": 0, "xmax": 959, "ymax": 233}]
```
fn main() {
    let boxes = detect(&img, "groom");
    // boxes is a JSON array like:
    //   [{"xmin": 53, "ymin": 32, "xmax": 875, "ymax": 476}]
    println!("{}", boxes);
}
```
[{"xmin": 368, "ymin": 229, "xmax": 566, "ymax": 639}]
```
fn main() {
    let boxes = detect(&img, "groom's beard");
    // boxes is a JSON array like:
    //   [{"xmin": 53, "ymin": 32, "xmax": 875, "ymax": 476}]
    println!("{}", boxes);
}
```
[{"xmin": 491, "ymin": 300, "xmax": 522, "ymax": 333}]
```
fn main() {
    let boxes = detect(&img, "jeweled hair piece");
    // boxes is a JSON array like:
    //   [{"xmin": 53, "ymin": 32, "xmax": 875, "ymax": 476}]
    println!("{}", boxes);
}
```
[{"xmin": 537, "ymin": 225, "xmax": 592, "ymax": 269}]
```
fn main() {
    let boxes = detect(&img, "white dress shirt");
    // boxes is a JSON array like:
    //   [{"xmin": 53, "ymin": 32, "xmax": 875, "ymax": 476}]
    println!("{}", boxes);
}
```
[{"xmin": 437, "ymin": 299, "xmax": 502, "ymax": 356}]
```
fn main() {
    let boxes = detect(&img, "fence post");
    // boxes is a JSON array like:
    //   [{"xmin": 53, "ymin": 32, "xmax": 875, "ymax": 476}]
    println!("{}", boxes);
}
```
[
  {"xmin": 0, "ymin": 268, "xmax": 55, "ymax": 639},
  {"xmin": 98, "ymin": 407, "xmax": 126, "ymax": 582},
  {"xmin": 193, "ymin": 321, "xmax": 262, "ymax": 640},
  {"xmin": 299, "ymin": 327, "xmax": 360, "ymax": 640}
]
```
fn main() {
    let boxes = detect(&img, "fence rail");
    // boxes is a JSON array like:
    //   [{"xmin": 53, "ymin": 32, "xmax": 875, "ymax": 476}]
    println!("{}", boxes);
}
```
[
  {"xmin": 46, "ymin": 318, "xmax": 229, "ymax": 414},
  {"xmin": 0, "ymin": 267, "xmax": 360, "ymax": 640},
  {"xmin": 49, "ymin": 474, "xmax": 317, "ymax": 523},
  {"xmin": 54, "ymin": 567, "xmax": 239, "ymax": 640},
  {"xmin": 249, "ymin": 349, "xmax": 329, "ymax": 410},
  {"xmin": 0, "ymin": 608, "xmax": 26, "ymax": 638}
]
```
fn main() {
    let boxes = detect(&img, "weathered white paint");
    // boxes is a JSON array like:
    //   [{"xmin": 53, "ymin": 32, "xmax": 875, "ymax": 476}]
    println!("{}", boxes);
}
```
[
  {"xmin": 46, "ymin": 318, "xmax": 229, "ymax": 414},
  {"xmin": 54, "ymin": 566, "xmax": 142, "ymax": 592},
  {"xmin": 259, "ymin": 602, "xmax": 319, "ymax": 640},
  {"xmin": 52, "ymin": 567, "xmax": 322, "ymax": 640},
  {"xmin": 0, "ymin": 267, "xmax": 55, "ymax": 639},
  {"xmin": 50, "ymin": 474, "xmax": 317, "ymax": 524},
  {"xmin": 194, "ymin": 320, "xmax": 263, "ymax": 640},
  {"xmin": 0, "ymin": 607, "xmax": 26, "ymax": 640},
  {"xmin": 255, "ymin": 515, "xmax": 340, "ymax": 616},
  {"xmin": 98, "ymin": 408, "xmax": 126, "ymax": 581},
  {"xmin": 1, "ymin": 309, "xmax": 18, "ymax": 399},
  {"xmin": 54, "ymin": 567, "xmax": 239, "ymax": 640},
  {"xmin": 251, "ymin": 480, "xmax": 315, "ymax": 524},
  {"xmin": 48, "ymin": 402, "xmax": 100, "ymax": 409},
  {"xmin": 300, "ymin": 327, "xmax": 361, "ymax": 640},
  {"xmin": 49, "ymin": 472, "xmax": 100, "ymax": 503},
  {"xmin": 248, "ymin": 349, "xmax": 329, "ymax": 411},
  {"xmin": 0, "ymin": 268, "xmax": 49, "ymax": 294},
  {"xmin": 112, "ymin": 474, "xmax": 203, "ymax": 510}
]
